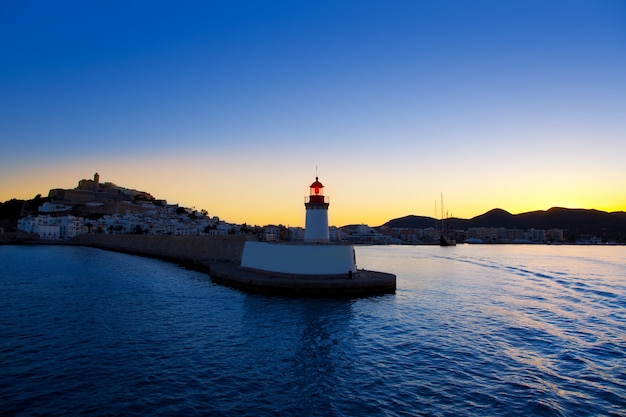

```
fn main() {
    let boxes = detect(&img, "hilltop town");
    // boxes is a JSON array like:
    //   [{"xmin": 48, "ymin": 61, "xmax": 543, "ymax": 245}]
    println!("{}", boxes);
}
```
[
  {"xmin": 3, "ymin": 173, "xmax": 323, "ymax": 242},
  {"xmin": 1, "ymin": 173, "xmax": 624, "ymax": 244},
  {"xmin": 9, "ymin": 173, "xmax": 253, "ymax": 239}
]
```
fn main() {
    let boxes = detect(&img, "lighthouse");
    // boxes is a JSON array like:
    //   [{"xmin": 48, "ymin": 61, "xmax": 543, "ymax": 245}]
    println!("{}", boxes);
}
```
[
  {"xmin": 304, "ymin": 177, "xmax": 330, "ymax": 243},
  {"xmin": 230, "ymin": 173, "xmax": 396, "ymax": 295}
]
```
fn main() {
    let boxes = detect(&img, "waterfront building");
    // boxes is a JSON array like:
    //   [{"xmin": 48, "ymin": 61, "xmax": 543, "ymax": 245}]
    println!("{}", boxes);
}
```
[
  {"xmin": 329, "ymin": 226, "xmax": 348, "ymax": 242},
  {"xmin": 546, "ymin": 229, "xmax": 564, "ymax": 242},
  {"xmin": 346, "ymin": 224, "xmax": 391, "ymax": 244},
  {"xmin": 468, "ymin": 227, "xmax": 499, "ymax": 242},
  {"xmin": 18, "ymin": 215, "xmax": 87, "ymax": 240},
  {"xmin": 288, "ymin": 226, "xmax": 305, "ymax": 241},
  {"xmin": 529, "ymin": 228, "xmax": 547, "ymax": 242}
]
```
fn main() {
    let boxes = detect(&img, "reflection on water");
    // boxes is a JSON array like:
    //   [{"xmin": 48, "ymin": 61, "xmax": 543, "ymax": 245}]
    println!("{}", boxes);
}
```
[
  {"xmin": 0, "ymin": 244, "xmax": 625, "ymax": 416},
  {"xmin": 238, "ymin": 295, "xmax": 358, "ymax": 415}
]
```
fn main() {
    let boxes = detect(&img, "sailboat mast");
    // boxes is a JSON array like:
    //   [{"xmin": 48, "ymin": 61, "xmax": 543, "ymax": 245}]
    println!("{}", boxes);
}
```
[
  {"xmin": 441, "ymin": 192, "xmax": 444, "ymax": 220},
  {"xmin": 440, "ymin": 192, "xmax": 444, "ymax": 232}
]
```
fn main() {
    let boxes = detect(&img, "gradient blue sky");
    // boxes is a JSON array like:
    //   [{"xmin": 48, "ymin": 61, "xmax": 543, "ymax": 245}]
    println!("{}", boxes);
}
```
[{"xmin": 1, "ymin": 0, "xmax": 625, "ymax": 226}]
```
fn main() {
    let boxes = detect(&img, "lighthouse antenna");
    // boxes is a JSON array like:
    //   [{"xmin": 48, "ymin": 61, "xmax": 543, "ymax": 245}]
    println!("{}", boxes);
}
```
[{"xmin": 315, "ymin": 165, "xmax": 318, "ymax": 180}]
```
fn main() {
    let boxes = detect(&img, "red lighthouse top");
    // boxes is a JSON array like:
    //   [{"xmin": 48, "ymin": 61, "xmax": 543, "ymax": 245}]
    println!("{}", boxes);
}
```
[
  {"xmin": 309, "ymin": 177, "xmax": 324, "ymax": 196},
  {"xmin": 305, "ymin": 176, "xmax": 329, "ymax": 207}
]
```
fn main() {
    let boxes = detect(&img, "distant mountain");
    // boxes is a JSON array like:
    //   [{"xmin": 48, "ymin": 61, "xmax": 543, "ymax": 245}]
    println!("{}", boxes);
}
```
[
  {"xmin": 378, "ymin": 215, "xmax": 438, "ymax": 230},
  {"xmin": 467, "ymin": 207, "xmax": 626, "ymax": 233},
  {"xmin": 380, "ymin": 207, "xmax": 626, "ymax": 240}
]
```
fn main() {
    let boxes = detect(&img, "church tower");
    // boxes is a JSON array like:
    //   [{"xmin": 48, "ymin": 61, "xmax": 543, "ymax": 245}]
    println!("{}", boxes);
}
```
[{"xmin": 304, "ymin": 177, "xmax": 330, "ymax": 242}]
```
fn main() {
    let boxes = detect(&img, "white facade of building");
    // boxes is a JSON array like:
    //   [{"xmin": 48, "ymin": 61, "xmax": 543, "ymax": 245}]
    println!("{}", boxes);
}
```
[
  {"xmin": 18, "ymin": 215, "xmax": 87, "ymax": 240},
  {"xmin": 38, "ymin": 202, "xmax": 72, "ymax": 213}
]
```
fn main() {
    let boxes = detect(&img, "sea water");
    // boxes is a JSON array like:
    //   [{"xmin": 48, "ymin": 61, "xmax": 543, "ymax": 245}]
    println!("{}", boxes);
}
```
[{"xmin": 0, "ymin": 244, "xmax": 624, "ymax": 416}]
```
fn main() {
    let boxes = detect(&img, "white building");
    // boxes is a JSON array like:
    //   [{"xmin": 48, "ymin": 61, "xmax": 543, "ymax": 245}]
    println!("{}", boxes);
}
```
[
  {"xmin": 38, "ymin": 202, "xmax": 72, "ymax": 213},
  {"xmin": 18, "ymin": 215, "xmax": 87, "ymax": 240}
]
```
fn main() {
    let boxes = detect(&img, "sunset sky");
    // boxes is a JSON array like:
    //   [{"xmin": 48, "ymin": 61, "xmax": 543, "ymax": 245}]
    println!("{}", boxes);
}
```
[{"xmin": 1, "ymin": 1, "xmax": 625, "ymax": 227}]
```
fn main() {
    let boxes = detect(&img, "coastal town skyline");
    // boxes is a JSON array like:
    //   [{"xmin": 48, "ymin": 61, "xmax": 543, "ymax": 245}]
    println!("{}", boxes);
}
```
[
  {"xmin": 2, "ymin": 1, "xmax": 625, "ymax": 227},
  {"xmin": 3, "ymin": 172, "xmax": 624, "ymax": 232}
]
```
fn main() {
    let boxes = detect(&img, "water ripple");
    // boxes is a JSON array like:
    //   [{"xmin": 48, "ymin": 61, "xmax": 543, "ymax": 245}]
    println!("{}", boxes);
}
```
[{"xmin": 1, "ymin": 244, "xmax": 625, "ymax": 416}]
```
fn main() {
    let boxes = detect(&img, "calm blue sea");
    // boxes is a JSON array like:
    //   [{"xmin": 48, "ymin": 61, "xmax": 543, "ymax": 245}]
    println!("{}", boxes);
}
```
[{"xmin": 1, "ymin": 244, "xmax": 625, "ymax": 417}]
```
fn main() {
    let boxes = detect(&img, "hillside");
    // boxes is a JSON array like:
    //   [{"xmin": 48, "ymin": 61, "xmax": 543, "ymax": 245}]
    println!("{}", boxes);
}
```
[
  {"xmin": 380, "ymin": 207, "xmax": 626, "ymax": 240},
  {"xmin": 470, "ymin": 207, "xmax": 626, "ymax": 232},
  {"xmin": 0, "ymin": 196, "xmax": 48, "ymax": 232},
  {"xmin": 0, "ymin": 174, "xmax": 162, "ymax": 231}
]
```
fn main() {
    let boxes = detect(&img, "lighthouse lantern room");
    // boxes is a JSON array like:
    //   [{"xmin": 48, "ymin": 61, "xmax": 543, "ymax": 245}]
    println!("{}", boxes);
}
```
[{"xmin": 304, "ymin": 177, "xmax": 330, "ymax": 242}]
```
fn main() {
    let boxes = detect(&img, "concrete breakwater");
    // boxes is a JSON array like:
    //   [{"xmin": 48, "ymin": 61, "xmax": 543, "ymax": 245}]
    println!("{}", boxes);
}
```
[
  {"xmin": 68, "ymin": 235, "xmax": 396, "ymax": 297},
  {"xmin": 0, "ymin": 232, "xmax": 40, "ymax": 244},
  {"xmin": 69, "ymin": 234, "xmax": 247, "ymax": 269}
]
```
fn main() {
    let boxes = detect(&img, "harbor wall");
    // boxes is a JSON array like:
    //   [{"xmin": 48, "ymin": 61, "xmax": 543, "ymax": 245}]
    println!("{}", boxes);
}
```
[
  {"xmin": 0, "ymin": 232, "xmax": 40, "ymax": 244},
  {"xmin": 69, "ymin": 234, "xmax": 246, "ymax": 268}
]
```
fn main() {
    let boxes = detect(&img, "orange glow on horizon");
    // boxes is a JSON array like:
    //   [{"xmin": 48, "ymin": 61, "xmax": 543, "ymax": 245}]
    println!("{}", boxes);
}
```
[{"xmin": 1, "ymin": 156, "xmax": 624, "ymax": 228}]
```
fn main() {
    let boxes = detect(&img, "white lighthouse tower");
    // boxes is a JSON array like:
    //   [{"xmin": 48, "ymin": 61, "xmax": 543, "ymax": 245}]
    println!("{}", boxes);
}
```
[
  {"xmin": 240, "ymin": 174, "xmax": 357, "ymax": 275},
  {"xmin": 222, "ymin": 173, "xmax": 396, "ymax": 295},
  {"xmin": 304, "ymin": 177, "xmax": 330, "ymax": 243}
]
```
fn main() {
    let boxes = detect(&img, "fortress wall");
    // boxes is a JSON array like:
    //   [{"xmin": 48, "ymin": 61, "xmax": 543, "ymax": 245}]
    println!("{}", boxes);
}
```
[
  {"xmin": 49, "ymin": 189, "xmax": 93, "ymax": 203},
  {"xmin": 69, "ymin": 234, "xmax": 246, "ymax": 267}
]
